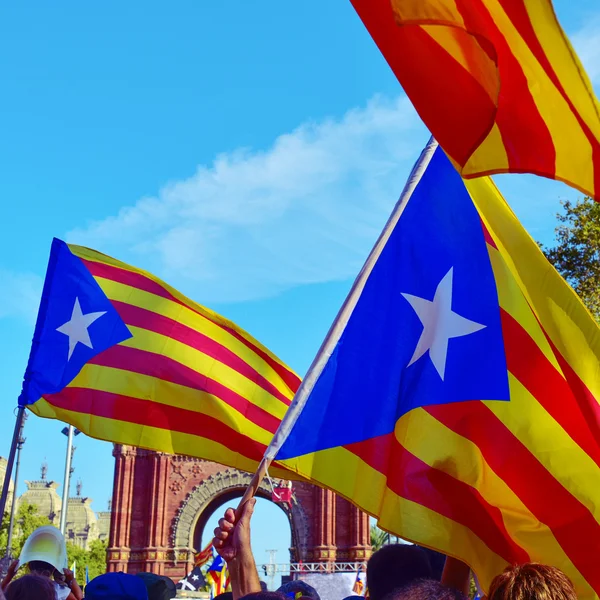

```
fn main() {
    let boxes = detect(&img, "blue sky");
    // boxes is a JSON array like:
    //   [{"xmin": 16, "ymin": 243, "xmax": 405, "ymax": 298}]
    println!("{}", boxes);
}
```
[{"xmin": 0, "ymin": 0, "xmax": 599, "ymax": 581}]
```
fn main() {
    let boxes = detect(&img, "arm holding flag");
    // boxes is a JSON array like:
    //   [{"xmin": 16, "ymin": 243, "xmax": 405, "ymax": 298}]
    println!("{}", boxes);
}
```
[{"xmin": 213, "ymin": 499, "xmax": 261, "ymax": 600}]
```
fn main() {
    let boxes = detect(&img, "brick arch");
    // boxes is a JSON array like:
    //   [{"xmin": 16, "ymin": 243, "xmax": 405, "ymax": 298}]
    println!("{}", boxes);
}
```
[{"xmin": 171, "ymin": 468, "xmax": 310, "ymax": 561}]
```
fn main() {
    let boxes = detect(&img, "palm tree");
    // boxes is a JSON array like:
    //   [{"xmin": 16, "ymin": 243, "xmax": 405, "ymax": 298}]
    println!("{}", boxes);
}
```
[{"xmin": 370, "ymin": 524, "xmax": 388, "ymax": 551}]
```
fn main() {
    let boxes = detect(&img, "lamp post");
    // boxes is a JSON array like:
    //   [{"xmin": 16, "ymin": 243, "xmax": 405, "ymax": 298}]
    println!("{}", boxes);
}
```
[{"xmin": 59, "ymin": 425, "xmax": 80, "ymax": 535}]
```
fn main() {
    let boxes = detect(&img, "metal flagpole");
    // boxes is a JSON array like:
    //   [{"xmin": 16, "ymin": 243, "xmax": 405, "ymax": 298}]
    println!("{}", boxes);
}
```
[
  {"xmin": 6, "ymin": 413, "xmax": 27, "ymax": 557},
  {"xmin": 0, "ymin": 407, "xmax": 26, "ymax": 526},
  {"xmin": 59, "ymin": 425, "xmax": 75, "ymax": 534}
]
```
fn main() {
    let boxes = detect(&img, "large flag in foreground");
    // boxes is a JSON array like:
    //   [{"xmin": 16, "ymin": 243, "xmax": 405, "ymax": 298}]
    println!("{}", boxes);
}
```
[
  {"xmin": 267, "ymin": 140, "xmax": 600, "ymax": 599},
  {"xmin": 20, "ymin": 239, "xmax": 300, "ymax": 476},
  {"xmin": 351, "ymin": 0, "xmax": 600, "ymax": 200}
]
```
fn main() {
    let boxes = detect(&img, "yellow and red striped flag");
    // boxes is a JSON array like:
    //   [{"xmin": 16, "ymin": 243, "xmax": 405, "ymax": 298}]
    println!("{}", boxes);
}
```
[
  {"xmin": 267, "ymin": 140, "xmax": 600, "ymax": 599},
  {"xmin": 194, "ymin": 542, "xmax": 214, "ymax": 567},
  {"xmin": 19, "ymin": 239, "xmax": 300, "ymax": 476},
  {"xmin": 351, "ymin": 0, "xmax": 600, "ymax": 200}
]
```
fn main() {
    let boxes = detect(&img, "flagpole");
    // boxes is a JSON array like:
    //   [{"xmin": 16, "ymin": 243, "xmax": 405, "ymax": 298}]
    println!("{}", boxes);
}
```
[
  {"xmin": 6, "ymin": 414, "xmax": 27, "ymax": 557},
  {"xmin": 238, "ymin": 137, "xmax": 440, "ymax": 506},
  {"xmin": 0, "ymin": 407, "xmax": 26, "ymax": 527},
  {"xmin": 60, "ymin": 425, "xmax": 75, "ymax": 534}
]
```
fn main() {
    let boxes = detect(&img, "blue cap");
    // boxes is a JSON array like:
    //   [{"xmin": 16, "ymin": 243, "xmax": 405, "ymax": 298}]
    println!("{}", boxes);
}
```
[{"xmin": 85, "ymin": 573, "xmax": 148, "ymax": 600}]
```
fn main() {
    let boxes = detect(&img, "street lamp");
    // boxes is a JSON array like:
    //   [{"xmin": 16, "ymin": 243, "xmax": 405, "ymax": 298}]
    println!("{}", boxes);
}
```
[{"xmin": 59, "ymin": 426, "xmax": 80, "ymax": 535}]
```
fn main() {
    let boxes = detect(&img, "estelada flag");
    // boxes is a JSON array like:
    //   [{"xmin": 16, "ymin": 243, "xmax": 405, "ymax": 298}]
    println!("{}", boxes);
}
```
[
  {"xmin": 267, "ymin": 139, "xmax": 600, "ymax": 599},
  {"xmin": 351, "ymin": 0, "xmax": 600, "ymax": 200},
  {"xmin": 19, "ymin": 239, "xmax": 300, "ymax": 477}
]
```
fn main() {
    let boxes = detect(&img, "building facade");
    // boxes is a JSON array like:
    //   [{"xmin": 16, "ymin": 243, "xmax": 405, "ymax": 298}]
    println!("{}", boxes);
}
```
[{"xmin": 108, "ymin": 445, "xmax": 372, "ymax": 580}]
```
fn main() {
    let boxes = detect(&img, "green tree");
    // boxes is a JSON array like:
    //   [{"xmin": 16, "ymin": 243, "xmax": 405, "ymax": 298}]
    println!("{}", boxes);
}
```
[
  {"xmin": 370, "ymin": 524, "xmax": 388, "ymax": 551},
  {"xmin": 0, "ymin": 502, "xmax": 51, "ymax": 556},
  {"xmin": 66, "ymin": 539, "xmax": 107, "ymax": 583},
  {"xmin": 543, "ymin": 197, "xmax": 600, "ymax": 321}
]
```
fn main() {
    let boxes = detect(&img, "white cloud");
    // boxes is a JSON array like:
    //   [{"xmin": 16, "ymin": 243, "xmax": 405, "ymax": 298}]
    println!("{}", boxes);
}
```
[
  {"xmin": 68, "ymin": 96, "xmax": 428, "ymax": 303},
  {"xmin": 572, "ymin": 17, "xmax": 600, "ymax": 85},
  {"xmin": 0, "ymin": 269, "xmax": 43, "ymax": 323}
]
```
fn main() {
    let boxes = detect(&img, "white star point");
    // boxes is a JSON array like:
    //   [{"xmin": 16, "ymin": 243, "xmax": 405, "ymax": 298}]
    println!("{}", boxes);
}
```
[
  {"xmin": 402, "ymin": 268, "xmax": 485, "ymax": 380},
  {"xmin": 56, "ymin": 297, "xmax": 107, "ymax": 360}
]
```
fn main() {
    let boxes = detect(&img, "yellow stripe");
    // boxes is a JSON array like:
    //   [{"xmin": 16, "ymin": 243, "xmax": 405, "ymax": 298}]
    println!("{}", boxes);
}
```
[
  {"xmin": 67, "ymin": 363, "xmax": 275, "ymax": 445},
  {"xmin": 522, "ymin": 0, "xmax": 600, "ymax": 138},
  {"xmin": 120, "ymin": 325, "xmax": 289, "ymax": 419},
  {"xmin": 486, "ymin": 374, "xmax": 600, "ymax": 521},
  {"xmin": 397, "ymin": 408, "xmax": 588, "ymax": 593},
  {"xmin": 464, "ymin": 122, "xmax": 509, "ymax": 174},
  {"xmin": 484, "ymin": 0, "xmax": 594, "ymax": 194},
  {"xmin": 465, "ymin": 174, "xmax": 600, "ymax": 403},
  {"xmin": 281, "ymin": 445, "xmax": 508, "ymax": 592},
  {"xmin": 28, "ymin": 400, "xmax": 296, "ymax": 481},
  {"xmin": 391, "ymin": 0, "xmax": 466, "ymax": 25},
  {"xmin": 69, "ymin": 243, "xmax": 299, "ymax": 379},
  {"xmin": 97, "ymin": 277, "xmax": 294, "ymax": 399},
  {"xmin": 488, "ymin": 245, "xmax": 562, "ymax": 373}
]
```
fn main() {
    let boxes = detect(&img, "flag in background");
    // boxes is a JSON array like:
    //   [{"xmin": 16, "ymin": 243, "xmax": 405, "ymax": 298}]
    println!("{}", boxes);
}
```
[
  {"xmin": 19, "ymin": 239, "xmax": 300, "ymax": 477},
  {"xmin": 206, "ymin": 555, "xmax": 230, "ymax": 596},
  {"xmin": 177, "ymin": 565, "xmax": 207, "ymax": 593},
  {"xmin": 350, "ymin": 0, "xmax": 600, "ymax": 200},
  {"xmin": 194, "ymin": 541, "xmax": 214, "ymax": 567},
  {"xmin": 267, "ymin": 139, "xmax": 600, "ymax": 600},
  {"xmin": 353, "ymin": 571, "xmax": 365, "ymax": 596},
  {"xmin": 85, "ymin": 566, "xmax": 89, "ymax": 587}
]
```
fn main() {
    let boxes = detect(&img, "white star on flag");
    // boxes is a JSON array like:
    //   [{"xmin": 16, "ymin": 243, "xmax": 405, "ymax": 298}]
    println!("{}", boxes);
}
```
[
  {"xmin": 402, "ymin": 267, "xmax": 485, "ymax": 380},
  {"xmin": 56, "ymin": 297, "xmax": 107, "ymax": 360}
]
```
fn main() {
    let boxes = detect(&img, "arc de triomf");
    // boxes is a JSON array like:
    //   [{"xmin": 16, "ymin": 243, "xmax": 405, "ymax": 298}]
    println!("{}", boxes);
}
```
[{"xmin": 107, "ymin": 445, "xmax": 372, "ymax": 579}]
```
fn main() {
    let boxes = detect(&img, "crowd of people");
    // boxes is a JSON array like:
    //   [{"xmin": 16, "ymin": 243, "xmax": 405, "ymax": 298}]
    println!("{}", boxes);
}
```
[{"xmin": 0, "ymin": 501, "xmax": 579, "ymax": 600}]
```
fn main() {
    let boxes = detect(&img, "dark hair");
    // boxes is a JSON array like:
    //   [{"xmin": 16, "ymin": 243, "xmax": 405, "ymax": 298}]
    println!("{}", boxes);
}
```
[
  {"xmin": 213, "ymin": 593, "xmax": 234, "ymax": 600},
  {"xmin": 367, "ymin": 545, "xmax": 432, "ymax": 600},
  {"xmin": 6, "ymin": 574, "xmax": 56, "ymax": 600},
  {"xmin": 260, "ymin": 581, "xmax": 269, "ymax": 592},
  {"xmin": 136, "ymin": 572, "xmax": 177, "ymax": 600},
  {"xmin": 277, "ymin": 581, "xmax": 320, "ymax": 600},
  {"xmin": 241, "ymin": 593, "xmax": 286, "ymax": 600},
  {"xmin": 383, "ymin": 580, "xmax": 467, "ymax": 600},
  {"xmin": 488, "ymin": 563, "xmax": 577, "ymax": 600},
  {"xmin": 27, "ymin": 561, "xmax": 57, "ymax": 577}
]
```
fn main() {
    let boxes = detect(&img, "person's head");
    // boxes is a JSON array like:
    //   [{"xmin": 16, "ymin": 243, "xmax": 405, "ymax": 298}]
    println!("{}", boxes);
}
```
[
  {"xmin": 136, "ymin": 572, "xmax": 176, "ymax": 600},
  {"xmin": 260, "ymin": 581, "xmax": 269, "ymax": 592},
  {"xmin": 213, "ymin": 593, "xmax": 234, "ymax": 600},
  {"xmin": 27, "ymin": 561, "xmax": 58, "ymax": 579},
  {"xmin": 6, "ymin": 574, "xmax": 56, "ymax": 600},
  {"xmin": 240, "ymin": 593, "xmax": 286, "ymax": 600},
  {"xmin": 488, "ymin": 564, "xmax": 577, "ymax": 600},
  {"xmin": 383, "ymin": 580, "xmax": 467, "ymax": 600},
  {"xmin": 277, "ymin": 580, "xmax": 320, "ymax": 600},
  {"xmin": 367, "ymin": 545, "xmax": 432, "ymax": 600},
  {"xmin": 85, "ymin": 572, "xmax": 149, "ymax": 600}
]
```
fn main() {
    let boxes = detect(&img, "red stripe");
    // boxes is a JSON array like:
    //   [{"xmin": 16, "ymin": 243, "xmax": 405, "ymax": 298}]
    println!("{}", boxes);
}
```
[
  {"xmin": 480, "ymin": 218, "xmax": 498, "ymax": 249},
  {"xmin": 426, "ymin": 401, "xmax": 600, "ymax": 591},
  {"xmin": 346, "ymin": 433, "xmax": 529, "ymax": 563},
  {"xmin": 110, "ymin": 300, "xmax": 291, "ymax": 407},
  {"xmin": 501, "ymin": 309, "xmax": 600, "ymax": 468},
  {"xmin": 88, "ymin": 344, "xmax": 282, "ymax": 434},
  {"xmin": 496, "ymin": 0, "xmax": 600, "ymax": 198},
  {"xmin": 454, "ymin": 0, "xmax": 556, "ymax": 174},
  {"xmin": 45, "ymin": 386, "xmax": 268, "ymax": 462},
  {"xmin": 80, "ymin": 258, "xmax": 302, "ymax": 394}
]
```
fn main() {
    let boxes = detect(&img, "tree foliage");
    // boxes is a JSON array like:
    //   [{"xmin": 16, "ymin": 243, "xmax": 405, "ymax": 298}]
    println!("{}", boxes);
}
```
[
  {"xmin": 67, "ymin": 539, "xmax": 107, "ymax": 582},
  {"xmin": 370, "ymin": 524, "xmax": 388, "ymax": 551},
  {"xmin": 0, "ymin": 502, "xmax": 51, "ymax": 556},
  {"xmin": 543, "ymin": 197, "xmax": 600, "ymax": 321}
]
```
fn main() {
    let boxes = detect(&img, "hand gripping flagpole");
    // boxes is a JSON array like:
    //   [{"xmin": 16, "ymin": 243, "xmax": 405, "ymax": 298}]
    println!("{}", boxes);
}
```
[
  {"xmin": 0, "ymin": 406, "xmax": 26, "ymax": 532},
  {"xmin": 238, "ymin": 137, "xmax": 440, "ymax": 508}
]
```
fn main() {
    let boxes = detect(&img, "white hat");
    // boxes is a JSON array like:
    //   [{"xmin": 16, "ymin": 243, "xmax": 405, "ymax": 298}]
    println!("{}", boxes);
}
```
[{"xmin": 18, "ymin": 526, "xmax": 67, "ymax": 572}]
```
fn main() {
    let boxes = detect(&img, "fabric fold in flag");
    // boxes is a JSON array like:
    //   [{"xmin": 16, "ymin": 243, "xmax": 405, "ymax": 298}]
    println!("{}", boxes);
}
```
[
  {"xmin": 267, "ymin": 139, "xmax": 600, "ymax": 600},
  {"xmin": 350, "ymin": 0, "xmax": 600, "ymax": 200},
  {"xmin": 20, "ymin": 238, "xmax": 301, "ymax": 478}
]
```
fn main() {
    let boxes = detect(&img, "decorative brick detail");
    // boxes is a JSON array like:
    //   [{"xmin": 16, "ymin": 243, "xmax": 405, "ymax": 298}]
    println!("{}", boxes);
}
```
[{"xmin": 108, "ymin": 448, "xmax": 371, "ymax": 578}]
